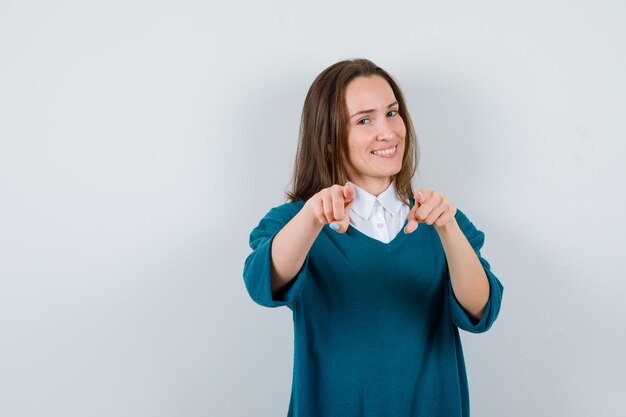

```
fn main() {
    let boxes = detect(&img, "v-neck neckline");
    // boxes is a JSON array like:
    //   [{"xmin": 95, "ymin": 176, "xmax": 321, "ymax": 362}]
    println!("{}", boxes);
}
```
[
  {"xmin": 344, "ymin": 217, "xmax": 413, "ymax": 252},
  {"xmin": 294, "ymin": 197, "xmax": 418, "ymax": 251}
]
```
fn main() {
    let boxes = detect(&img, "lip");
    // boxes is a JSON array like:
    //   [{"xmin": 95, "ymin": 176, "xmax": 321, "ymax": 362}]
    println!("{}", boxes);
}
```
[
  {"xmin": 371, "ymin": 145, "xmax": 399, "ymax": 158},
  {"xmin": 371, "ymin": 145, "xmax": 398, "ymax": 152}
]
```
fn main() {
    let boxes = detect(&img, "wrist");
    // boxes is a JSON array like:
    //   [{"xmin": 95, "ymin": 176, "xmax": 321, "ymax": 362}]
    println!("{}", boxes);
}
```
[{"xmin": 435, "ymin": 217, "xmax": 459, "ymax": 236}]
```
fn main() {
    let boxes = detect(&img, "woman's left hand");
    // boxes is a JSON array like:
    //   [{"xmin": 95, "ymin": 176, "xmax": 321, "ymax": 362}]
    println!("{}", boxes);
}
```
[{"xmin": 404, "ymin": 188, "xmax": 457, "ymax": 234}]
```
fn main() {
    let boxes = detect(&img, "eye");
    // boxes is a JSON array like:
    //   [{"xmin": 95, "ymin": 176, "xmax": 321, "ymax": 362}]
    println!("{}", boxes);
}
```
[
  {"xmin": 357, "ymin": 117, "xmax": 370, "ymax": 125},
  {"xmin": 387, "ymin": 110, "xmax": 399, "ymax": 117}
]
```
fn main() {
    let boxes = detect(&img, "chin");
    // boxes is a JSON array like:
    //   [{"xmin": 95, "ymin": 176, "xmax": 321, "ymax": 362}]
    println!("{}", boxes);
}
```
[
  {"xmin": 388, "ymin": 164, "xmax": 403, "ymax": 176},
  {"xmin": 376, "ymin": 168, "xmax": 402, "ymax": 178}
]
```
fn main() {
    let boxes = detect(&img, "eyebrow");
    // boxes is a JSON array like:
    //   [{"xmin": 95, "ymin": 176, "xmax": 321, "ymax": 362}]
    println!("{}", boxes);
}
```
[{"xmin": 349, "ymin": 101, "xmax": 399, "ymax": 119}]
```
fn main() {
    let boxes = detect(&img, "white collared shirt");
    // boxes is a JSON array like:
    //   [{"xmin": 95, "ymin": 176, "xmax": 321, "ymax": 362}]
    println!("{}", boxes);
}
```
[{"xmin": 348, "ymin": 181, "xmax": 411, "ymax": 244}]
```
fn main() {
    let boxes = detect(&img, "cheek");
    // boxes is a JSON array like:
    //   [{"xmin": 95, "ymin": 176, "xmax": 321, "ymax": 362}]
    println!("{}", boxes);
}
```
[
  {"xmin": 347, "ymin": 133, "xmax": 369, "ymax": 157},
  {"xmin": 396, "ymin": 119, "xmax": 407, "ymax": 138},
  {"xmin": 345, "ymin": 138, "xmax": 363, "ymax": 164}
]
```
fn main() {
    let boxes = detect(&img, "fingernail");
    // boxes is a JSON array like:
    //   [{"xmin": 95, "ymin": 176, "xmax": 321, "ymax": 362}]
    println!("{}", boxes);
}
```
[
  {"xmin": 404, "ymin": 226, "xmax": 409, "ymax": 234},
  {"xmin": 329, "ymin": 223, "xmax": 340, "ymax": 231}
]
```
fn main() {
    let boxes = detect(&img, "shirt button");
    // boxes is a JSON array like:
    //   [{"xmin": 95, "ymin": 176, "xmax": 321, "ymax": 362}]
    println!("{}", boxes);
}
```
[{"xmin": 377, "ymin": 223, "xmax": 384, "ymax": 228}]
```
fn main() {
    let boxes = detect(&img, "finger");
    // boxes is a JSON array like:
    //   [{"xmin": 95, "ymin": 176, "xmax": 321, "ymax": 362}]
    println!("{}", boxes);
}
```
[
  {"xmin": 433, "ymin": 212, "xmax": 452, "ymax": 228},
  {"xmin": 311, "ymin": 198, "xmax": 327, "ymax": 225},
  {"xmin": 407, "ymin": 191, "xmax": 424, "ymax": 222},
  {"xmin": 321, "ymin": 192, "xmax": 335, "ymax": 224},
  {"xmin": 401, "ymin": 204, "xmax": 416, "ymax": 233},
  {"xmin": 411, "ymin": 190, "xmax": 426, "ymax": 222},
  {"xmin": 331, "ymin": 186, "xmax": 345, "ymax": 221},
  {"xmin": 343, "ymin": 182, "xmax": 356, "ymax": 201},
  {"xmin": 415, "ymin": 191, "xmax": 440, "ymax": 222},
  {"xmin": 331, "ymin": 191, "xmax": 355, "ymax": 233},
  {"xmin": 405, "ymin": 218, "xmax": 419, "ymax": 234},
  {"xmin": 424, "ymin": 200, "xmax": 447, "ymax": 226},
  {"xmin": 434, "ymin": 206, "xmax": 457, "ymax": 227},
  {"xmin": 414, "ymin": 188, "xmax": 430, "ymax": 204},
  {"xmin": 343, "ymin": 196, "xmax": 354, "ymax": 216},
  {"xmin": 414, "ymin": 190, "xmax": 424, "ymax": 205},
  {"xmin": 330, "ymin": 219, "xmax": 349, "ymax": 232}
]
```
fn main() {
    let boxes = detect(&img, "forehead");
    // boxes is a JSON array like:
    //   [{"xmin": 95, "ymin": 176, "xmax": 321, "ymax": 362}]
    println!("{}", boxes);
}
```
[{"xmin": 344, "ymin": 75, "xmax": 397, "ymax": 111}]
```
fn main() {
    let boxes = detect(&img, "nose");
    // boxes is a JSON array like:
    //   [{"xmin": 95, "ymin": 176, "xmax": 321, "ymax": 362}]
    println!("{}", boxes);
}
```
[{"xmin": 376, "ymin": 119, "xmax": 394, "ymax": 141}]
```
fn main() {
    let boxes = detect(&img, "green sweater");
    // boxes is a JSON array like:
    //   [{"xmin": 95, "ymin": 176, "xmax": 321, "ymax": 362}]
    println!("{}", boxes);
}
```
[{"xmin": 243, "ymin": 200, "xmax": 503, "ymax": 416}]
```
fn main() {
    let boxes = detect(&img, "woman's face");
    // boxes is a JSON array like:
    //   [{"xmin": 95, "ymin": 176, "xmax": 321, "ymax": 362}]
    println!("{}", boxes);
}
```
[{"xmin": 343, "ymin": 75, "xmax": 406, "ymax": 194}]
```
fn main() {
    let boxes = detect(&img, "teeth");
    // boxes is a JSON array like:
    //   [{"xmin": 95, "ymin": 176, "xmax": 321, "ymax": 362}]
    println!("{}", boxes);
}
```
[{"xmin": 372, "ymin": 146, "xmax": 397, "ymax": 156}]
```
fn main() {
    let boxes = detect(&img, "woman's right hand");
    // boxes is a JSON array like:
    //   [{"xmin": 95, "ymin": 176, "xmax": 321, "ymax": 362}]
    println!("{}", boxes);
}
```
[{"xmin": 304, "ymin": 183, "xmax": 356, "ymax": 233}]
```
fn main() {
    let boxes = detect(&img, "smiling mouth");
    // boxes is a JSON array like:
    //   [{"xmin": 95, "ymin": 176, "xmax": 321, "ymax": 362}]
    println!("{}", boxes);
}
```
[{"xmin": 371, "ymin": 145, "xmax": 398, "ymax": 157}]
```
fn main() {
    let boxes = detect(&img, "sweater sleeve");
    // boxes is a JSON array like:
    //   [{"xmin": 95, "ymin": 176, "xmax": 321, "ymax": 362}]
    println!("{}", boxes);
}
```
[
  {"xmin": 447, "ymin": 209, "xmax": 504, "ymax": 333},
  {"xmin": 243, "ymin": 202, "xmax": 308, "ymax": 309}
]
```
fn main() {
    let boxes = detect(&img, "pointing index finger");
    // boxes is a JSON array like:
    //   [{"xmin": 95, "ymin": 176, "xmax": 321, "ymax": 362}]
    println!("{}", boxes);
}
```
[
  {"xmin": 414, "ymin": 190, "xmax": 425, "ymax": 204},
  {"xmin": 343, "ymin": 182, "xmax": 356, "ymax": 201}
]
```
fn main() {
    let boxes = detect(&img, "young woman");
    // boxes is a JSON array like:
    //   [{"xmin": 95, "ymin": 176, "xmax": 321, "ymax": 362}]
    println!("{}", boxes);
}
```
[{"xmin": 243, "ymin": 58, "xmax": 504, "ymax": 417}]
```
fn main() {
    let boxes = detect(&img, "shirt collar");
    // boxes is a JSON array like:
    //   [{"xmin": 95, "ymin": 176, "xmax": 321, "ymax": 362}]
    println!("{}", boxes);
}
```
[{"xmin": 349, "ymin": 181, "xmax": 404, "ymax": 220}]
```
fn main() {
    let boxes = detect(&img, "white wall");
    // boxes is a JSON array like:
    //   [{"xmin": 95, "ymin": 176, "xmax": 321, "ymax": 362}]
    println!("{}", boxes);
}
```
[{"xmin": 1, "ymin": 0, "xmax": 625, "ymax": 416}]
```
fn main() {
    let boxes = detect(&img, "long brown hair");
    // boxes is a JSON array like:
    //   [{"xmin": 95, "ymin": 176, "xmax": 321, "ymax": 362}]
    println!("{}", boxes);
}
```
[{"xmin": 286, "ymin": 58, "xmax": 419, "ymax": 204}]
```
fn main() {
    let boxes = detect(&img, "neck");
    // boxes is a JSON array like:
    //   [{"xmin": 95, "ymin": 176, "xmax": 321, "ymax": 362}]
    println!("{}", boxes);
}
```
[{"xmin": 348, "ymin": 177, "xmax": 393, "ymax": 197}]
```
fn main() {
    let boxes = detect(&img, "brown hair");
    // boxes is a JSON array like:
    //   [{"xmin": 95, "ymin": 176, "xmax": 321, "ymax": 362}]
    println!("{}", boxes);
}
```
[{"xmin": 286, "ymin": 58, "xmax": 419, "ymax": 204}]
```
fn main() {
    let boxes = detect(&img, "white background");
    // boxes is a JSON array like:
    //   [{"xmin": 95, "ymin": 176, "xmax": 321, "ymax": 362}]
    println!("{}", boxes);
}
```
[{"xmin": 1, "ymin": 0, "xmax": 625, "ymax": 416}]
